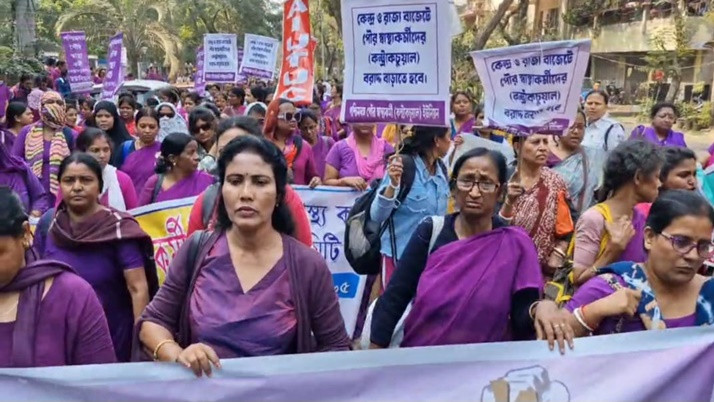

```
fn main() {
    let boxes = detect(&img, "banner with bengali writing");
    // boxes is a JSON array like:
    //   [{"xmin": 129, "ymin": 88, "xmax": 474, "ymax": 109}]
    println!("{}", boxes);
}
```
[
  {"xmin": 101, "ymin": 32, "xmax": 125, "ymax": 100},
  {"xmin": 0, "ymin": 327, "xmax": 713, "ymax": 400},
  {"xmin": 204, "ymin": 33, "xmax": 239, "ymax": 83},
  {"xmin": 194, "ymin": 46, "xmax": 206, "ymax": 95},
  {"xmin": 60, "ymin": 31, "xmax": 93, "ymax": 94},
  {"xmin": 274, "ymin": 0, "xmax": 315, "ymax": 106},
  {"xmin": 239, "ymin": 33, "xmax": 280, "ymax": 80},
  {"xmin": 470, "ymin": 39, "xmax": 591, "ymax": 136},
  {"xmin": 340, "ymin": 0, "xmax": 452, "ymax": 126}
]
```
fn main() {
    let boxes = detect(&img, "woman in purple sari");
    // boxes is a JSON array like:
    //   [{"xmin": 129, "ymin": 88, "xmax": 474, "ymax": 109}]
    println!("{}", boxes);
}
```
[
  {"xmin": 370, "ymin": 148, "xmax": 573, "ymax": 353},
  {"xmin": 138, "ymin": 135, "xmax": 350, "ymax": 376},
  {"xmin": 0, "ymin": 142, "xmax": 50, "ymax": 217},
  {"xmin": 299, "ymin": 109, "xmax": 334, "ymax": 179},
  {"xmin": 630, "ymin": 102, "xmax": 687, "ymax": 147},
  {"xmin": 138, "ymin": 133, "xmax": 215, "ymax": 206},
  {"xmin": 571, "ymin": 140, "xmax": 664, "ymax": 286},
  {"xmin": 564, "ymin": 190, "xmax": 714, "ymax": 338},
  {"xmin": 449, "ymin": 91, "xmax": 476, "ymax": 139},
  {"xmin": 323, "ymin": 84, "xmax": 347, "ymax": 140},
  {"xmin": 119, "ymin": 107, "xmax": 162, "ymax": 193},
  {"xmin": 2, "ymin": 102, "xmax": 34, "ymax": 149},
  {"xmin": 0, "ymin": 187, "xmax": 115, "ymax": 367},
  {"xmin": 33, "ymin": 153, "xmax": 158, "ymax": 362}
]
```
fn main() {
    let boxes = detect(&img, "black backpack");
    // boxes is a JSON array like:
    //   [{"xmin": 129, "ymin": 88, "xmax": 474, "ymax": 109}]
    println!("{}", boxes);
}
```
[{"xmin": 344, "ymin": 155, "xmax": 445, "ymax": 275}]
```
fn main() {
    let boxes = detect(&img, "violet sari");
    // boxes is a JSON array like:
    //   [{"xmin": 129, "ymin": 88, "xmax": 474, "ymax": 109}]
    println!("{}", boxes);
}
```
[
  {"xmin": 401, "ymin": 227, "xmax": 543, "ymax": 347},
  {"xmin": 120, "ymin": 141, "xmax": 161, "ymax": 196},
  {"xmin": 138, "ymin": 171, "xmax": 215, "ymax": 206}
]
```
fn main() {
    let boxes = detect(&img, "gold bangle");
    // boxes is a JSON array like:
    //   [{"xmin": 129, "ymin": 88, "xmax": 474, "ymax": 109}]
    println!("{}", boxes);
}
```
[{"xmin": 153, "ymin": 339, "xmax": 178, "ymax": 361}]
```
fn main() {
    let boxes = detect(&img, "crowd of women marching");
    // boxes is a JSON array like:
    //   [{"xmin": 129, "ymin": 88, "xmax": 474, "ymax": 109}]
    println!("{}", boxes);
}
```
[{"xmin": 0, "ymin": 71, "xmax": 714, "ymax": 377}]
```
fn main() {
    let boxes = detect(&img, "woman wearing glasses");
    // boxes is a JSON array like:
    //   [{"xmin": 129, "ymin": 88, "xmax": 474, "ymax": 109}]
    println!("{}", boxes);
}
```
[
  {"xmin": 156, "ymin": 102, "xmax": 189, "ymax": 143},
  {"xmin": 264, "ymin": 99, "xmax": 320, "ymax": 187},
  {"xmin": 371, "ymin": 148, "xmax": 571, "ymax": 351},
  {"xmin": 188, "ymin": 107, "xmax": 219, "ymax": 173},
  {"xmin": 11, "ymin": 91, "xmax": 76, "ymax": 206},
  {"xmin": 564, "ymin": 190, "xmax": 714, "ymax": 336}
]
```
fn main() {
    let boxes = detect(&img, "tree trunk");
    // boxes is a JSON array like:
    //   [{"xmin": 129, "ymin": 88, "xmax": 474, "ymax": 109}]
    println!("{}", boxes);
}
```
[
  {"xmin": 474, "ymin": 0, "xmax": 515, "ymax": 51},
  {"xmin": 665, "ymin": 75, "xmax": 681, "ymax": 103},
  {"xmin": 14, "ymin": 0, "xmax": 36, "ymax": 57}
]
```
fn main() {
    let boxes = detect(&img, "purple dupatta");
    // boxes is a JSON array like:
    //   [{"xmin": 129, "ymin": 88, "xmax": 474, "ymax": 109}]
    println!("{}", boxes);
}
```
[
  {"xmin": 120, "ymin": 142, "xmax": 160, "ymax": 196},
  {"xmin": 401, "ymin": 226, "xmax": 543, "ymax": 347}
]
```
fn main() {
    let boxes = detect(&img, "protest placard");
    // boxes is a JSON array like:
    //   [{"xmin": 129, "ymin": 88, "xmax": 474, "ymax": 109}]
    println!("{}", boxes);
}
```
[
  {"xmin": 60, "ymin": 31, "xmax": 93, "ymax": 94},
  {"xmin": 204, "ymin": 33, "xmax": 239, "ymax": 83},
  {"xmin": 239, "ymin": 34, "xmax": 280, "ymax": 80},
  {"xmin": 340, "ymin": 0, "xmax": 451, "ymax": 126},
  {"xmin": 471, "ymin": 40, "xmax": 591, "ymax": 136},
  {"xmin": 274, "ymin": 0, "xmax": 315, "ymax": 105},
  {"xmin": 236, "ymin": 47, "xmax": 247, "ymax": 84},
  {"xmin": 101, "ymin": 32, "xmax": 124, "ymax": 100},
  {"xmin": 194, "ymin": 46, "xmax": 205, "ymax": 95}
]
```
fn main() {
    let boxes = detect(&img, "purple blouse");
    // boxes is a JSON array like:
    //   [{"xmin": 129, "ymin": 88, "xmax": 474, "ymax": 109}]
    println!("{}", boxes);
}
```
[
  {"xmin": 566, "ymin": 276, "xmax": 697, "ymax": 334},
  {"xmin": 288, "ymin": 135, "xmax": 319, "ymax": 185},
  {"xmin": 189, "ymin": 235, "xmax": 297, "ymax": 357},
  {"xmin": 36, "ymin": 234, "xmax": 145, "ymax": 362},
  {"xmin": 311, "ymin": 136, "xmax": 335, "ymax": 179},
  {"xmin": 325, "ymin": 140, "xmax": 394, "ymax": 180},
  {"xmin": 631, "ymin": 126, "xmax": 687, "ymax": 147},
  {"xmin": 0, "ymin": 271, "xmax": 116, "ymax": 367}
]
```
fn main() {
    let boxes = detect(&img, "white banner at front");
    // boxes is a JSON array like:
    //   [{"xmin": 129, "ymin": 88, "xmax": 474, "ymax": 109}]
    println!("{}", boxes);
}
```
[{"xmin": 294, "ymin": 185, "xmax": 366, "ymax": 337}]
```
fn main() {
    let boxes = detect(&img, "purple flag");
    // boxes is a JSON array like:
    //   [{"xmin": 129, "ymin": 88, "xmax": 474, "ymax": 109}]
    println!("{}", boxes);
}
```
[
  {"xmin": 0, "ymin": 327, "xmax": 712, "ymax": 400},
  {"xmin": 101, "ymin": 32, "xmax": 124, "ymax": 100},
  {"xmin": 195, "ymin": 46, "xmax": 206, "ymax": 95},
  {"xmin": 60, "ymin": 31, "xmax": 93, "ymax": 94}
]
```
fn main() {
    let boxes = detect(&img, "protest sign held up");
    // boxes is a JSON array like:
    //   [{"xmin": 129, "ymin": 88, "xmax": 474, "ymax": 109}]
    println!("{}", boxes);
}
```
[
  {"xmin": 274, "ymin": 0, "xmax": 315, "ymax": 106},
  {"xmin": 60, "ymin": 31, "xmax": 93, "ymax": 94},
  {"xmin": 341, "ymin": 0, "xmax": 452, "ymax": 126},
  {"xmin": 471, "ymin": 40, "xmax": 591, "ymax": 136},
  {"xmin": 101, "ymin": 32, "xmax": 124, "ymax": 100},
  {"xmin": 204, "ymin": 33, "xmax": 239, "ymax": 83},
  {"xmin": 194, "ymin": 46, "xmax": 206, "ymax": 95},
  {"xmin": 239, "ymin": 34, "xmax": 280, "ymax": 80}
]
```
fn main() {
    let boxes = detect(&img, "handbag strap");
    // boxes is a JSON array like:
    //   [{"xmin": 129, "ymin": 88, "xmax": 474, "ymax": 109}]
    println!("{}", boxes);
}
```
[{"xmin": 577, "ymin": 148, "xmax": 589, "ymax": 212}]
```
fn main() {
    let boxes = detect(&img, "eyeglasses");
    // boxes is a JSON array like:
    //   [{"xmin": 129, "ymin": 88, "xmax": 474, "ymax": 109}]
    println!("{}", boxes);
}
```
[
  {"xmin": 160, "ymin": 113, "xmax": 175, "ymax": 119},
  {"xmin": 278, "ymin": 112, "xmax": 297, "ymax": 122},
  {"xmin": 660, "ymin": 232, "xmax": 714, "ymax": 258},
  {"xmin": 454, "ymin": 178, "xmax": 499, "ymax": 193}
]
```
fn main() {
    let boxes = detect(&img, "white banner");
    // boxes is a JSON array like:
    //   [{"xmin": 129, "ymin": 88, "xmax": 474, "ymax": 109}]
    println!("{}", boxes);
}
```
[
  {"xmin": 340, "ymin": 0, "xmax": 452, "ymax": 126},
  {"xmin": 239, "ymin": 33, "xmax": 280, "ymax": 80},
  {"xmin": 294, "ymin": 186, "xmax": 366, "ymax": 337},
  {"xmin": 470, "ymin": 40, "xmax": 591, "ymax": 136},
  {"xmin": 203, "ymin": 33, "xmax": 239, "ymax": 83}
]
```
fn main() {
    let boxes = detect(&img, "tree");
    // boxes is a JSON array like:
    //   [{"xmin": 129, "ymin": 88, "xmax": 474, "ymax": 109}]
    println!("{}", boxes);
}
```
[
  {"xmin": 498, "ymin": 0, "xmax": 530, "ymax": 46},
  {"xmin": 13, "ymin": 0, "xmax": 37, "ymax": 56},
  {"xmin": 644, "ymin": 2, "xmax": 693, "ymax": 103},
  {"xmin": 54, "ymin": 0, "xmax": 183, "ymax": 80}
]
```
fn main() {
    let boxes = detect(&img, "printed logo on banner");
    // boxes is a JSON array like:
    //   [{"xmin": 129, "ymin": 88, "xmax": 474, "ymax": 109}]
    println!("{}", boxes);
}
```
[
  {"xmin": 481, "ymin": 366, "xmax": 570, "ymax": 402},
  {"xmin": 332, "ymin": 272, "xmax": 360, "ymax": 298}
]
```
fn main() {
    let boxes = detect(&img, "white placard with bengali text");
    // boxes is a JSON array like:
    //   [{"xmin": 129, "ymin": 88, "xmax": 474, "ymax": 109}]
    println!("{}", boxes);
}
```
[
  {"xmin": 294, "ymin": 185, "xmax": 366, "ymax": 337},
  {"xmin": 239, "ymin": 34, "xmax": 280, "ymax": 80},
  {"xmin": 340, "ymin": 0, "xmax": 451, "ymax": 126},
  {"xmin": 203, "ymin": 33, "xmax": 239, "ymax": 83},
  {"xmin": 470, "ymin": 39, "xmax": 591, "ymax": 136}
]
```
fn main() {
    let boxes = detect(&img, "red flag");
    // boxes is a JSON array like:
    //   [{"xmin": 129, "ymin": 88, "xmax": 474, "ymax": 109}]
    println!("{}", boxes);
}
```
[{"xmin": 274, "ymin": 0, "xmax": 315, "ymax": 106}]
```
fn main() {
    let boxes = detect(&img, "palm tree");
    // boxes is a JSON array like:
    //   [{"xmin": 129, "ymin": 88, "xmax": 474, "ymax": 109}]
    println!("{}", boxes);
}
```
[{"xmin": 55, "ymin": 0, "xmax": 182, "ymax": 80}]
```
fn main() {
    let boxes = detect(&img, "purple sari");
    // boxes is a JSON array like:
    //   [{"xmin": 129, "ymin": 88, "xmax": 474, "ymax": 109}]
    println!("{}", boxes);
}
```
[
  {"xmin": 620, "ymin": 208, "xmax": 647, "ymax": 262},
  {"xmin": 120, "ymin": 142, "xmax": 161, "ymax": 196},
  {"xmin": 401, "ymin": 227, "xmax": 543, "ymax": 347},
  {"xmin": 450, "ymin": 116, "xmax": 476, "ymax": 139},
  {"xmin": 324, "ymin": 104, "xmax": 346, "ymax": 141},
  {"xmin": 138, "ymin": 171, "xmax": 215, "ymax": 206}
]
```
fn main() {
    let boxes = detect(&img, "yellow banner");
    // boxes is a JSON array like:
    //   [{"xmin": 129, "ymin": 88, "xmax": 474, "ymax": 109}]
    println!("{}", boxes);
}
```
[{"xmin": 130, "ymin": 197, "xmax": 197, "ymax": 285}]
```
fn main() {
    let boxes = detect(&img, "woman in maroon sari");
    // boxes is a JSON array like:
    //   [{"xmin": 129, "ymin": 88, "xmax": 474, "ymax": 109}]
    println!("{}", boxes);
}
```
[
  {"xmin": 370, "ymin": 148, "xmax": 573, "ymax": 352},
  {"xmin": 119, "ymin": 107, "xmax": 162, "ymax": 193},
  {"xmin": 0, "ymin": 187, "xmax": 115, "ymax": 367},
  {"xmin": 138, "ymin": 135, "xmax": 350, "ymax": 376},
  {"xmin": 137, "ymin": 133, "xmax": 215, "ymax": 206}
]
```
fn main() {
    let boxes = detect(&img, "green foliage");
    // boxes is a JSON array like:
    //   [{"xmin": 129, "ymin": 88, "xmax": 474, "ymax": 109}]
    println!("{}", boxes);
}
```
[
  {"xmin": 694, "ymin": 102, "xmax": 712, "ymax": 129},
  {"xmin": 563, "ymin": 0, "xmax": 609, "ymax": 27},
  {"xmin": 0, "ymin": 49, "xmax": 44, "ymax": 82}
]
